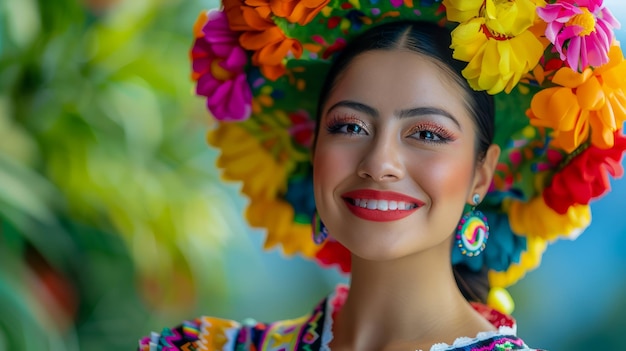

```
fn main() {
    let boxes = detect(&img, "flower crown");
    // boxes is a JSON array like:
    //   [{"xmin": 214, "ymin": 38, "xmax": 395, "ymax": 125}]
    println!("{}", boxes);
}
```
[{"xmin": 191, "ymin": 0, "xmax": 626, "ymax": 311}]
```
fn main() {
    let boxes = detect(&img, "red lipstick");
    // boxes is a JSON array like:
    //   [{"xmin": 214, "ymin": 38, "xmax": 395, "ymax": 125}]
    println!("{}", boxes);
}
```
[{"xmin": 341, "ymin": 189, "xmax": 425, "ymax": 222}]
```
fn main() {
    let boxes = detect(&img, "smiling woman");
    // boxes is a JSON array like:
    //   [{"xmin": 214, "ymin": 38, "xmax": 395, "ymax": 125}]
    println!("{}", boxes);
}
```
[{"xmin": 140, "ymin": 0, "xmax": 626, "ymax": 350}]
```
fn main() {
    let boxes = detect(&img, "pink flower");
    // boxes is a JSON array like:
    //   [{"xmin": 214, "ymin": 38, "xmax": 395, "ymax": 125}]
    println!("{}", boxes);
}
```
[
  {"xmin": 191, "ymin": 11, "xmax": 252, "ymax": 121},
  {"xmin": 537, "ymin": 0, "xmax": 620, "ymax": 72}
]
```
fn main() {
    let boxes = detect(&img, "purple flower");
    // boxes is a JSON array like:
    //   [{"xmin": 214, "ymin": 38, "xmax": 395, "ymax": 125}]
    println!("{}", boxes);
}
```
[{"xmin": 191, "ymin": 10, "xmax": 252, "ymax": 121}]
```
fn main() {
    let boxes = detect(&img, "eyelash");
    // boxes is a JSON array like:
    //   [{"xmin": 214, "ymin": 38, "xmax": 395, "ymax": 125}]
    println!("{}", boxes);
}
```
[
  {"xmin": 325, "ymin": 115, "xmax": 369, "ymax": 136},
  {"xmin": 407, "ymin": 123, "xmax": 455, "ymax": 143},
  {"xmin": 325, "ymin": 115, "xmax": 455, "ymax": 144}
]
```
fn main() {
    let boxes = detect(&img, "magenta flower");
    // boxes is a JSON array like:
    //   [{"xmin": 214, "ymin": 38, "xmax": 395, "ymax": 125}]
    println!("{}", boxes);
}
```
[
  {"xmin": 537, "ymin": 0, "xmax": 620, "ymax": 72},
  {"xmin": 191, "ymin": 10, "xmax": 252, "ymax": 121}
]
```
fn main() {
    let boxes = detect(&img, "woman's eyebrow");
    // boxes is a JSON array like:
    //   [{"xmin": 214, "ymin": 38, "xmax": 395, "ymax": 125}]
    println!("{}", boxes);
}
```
[
  {"xmin": 326, "ymin": 100, "xmax": 379, "ymax": 118},
  {"xmin": 397, "ymin": 107, "xmax": 461, "ymax": 129}
]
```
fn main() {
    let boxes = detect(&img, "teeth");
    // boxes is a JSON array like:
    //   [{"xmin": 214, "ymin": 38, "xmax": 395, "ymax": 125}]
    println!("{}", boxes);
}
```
[
  {"xmin": 378, "ymin": 200, "xmax": 388, "ymax": 211},
  {"xmin": 353, "ymin": 199, "xmax": 416, "ymax": 211}
]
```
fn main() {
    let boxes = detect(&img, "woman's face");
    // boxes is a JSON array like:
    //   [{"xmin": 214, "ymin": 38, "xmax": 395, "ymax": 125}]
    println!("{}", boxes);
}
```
[{"xmin": 313, "ymin": 49, "xmax": 496, "ymax": 262}]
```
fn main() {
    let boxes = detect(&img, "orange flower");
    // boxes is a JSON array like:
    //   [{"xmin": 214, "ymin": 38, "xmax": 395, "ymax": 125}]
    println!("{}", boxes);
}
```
[
  {"xmin": 528, "ymin": 45, "xmax": 626, "ymax": 153},
  {"xmin": 240, "ymin": 27, "xmax": 303, "ymax": 80},
  {"xmin": 223, "ymin": 0, "xmax": 273, "ymax": 31},
  {"xmin": 270, "ymin": 0, "xmax": 331, "ymax": 25},
  {"xmin": 223, "ymin": 0, "xmax": 304, "ymax": 81}
]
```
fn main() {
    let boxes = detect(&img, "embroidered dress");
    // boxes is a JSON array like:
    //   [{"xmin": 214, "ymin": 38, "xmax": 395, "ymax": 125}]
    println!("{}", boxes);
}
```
[{"xmin": 139, "ymin": 285, "xmax": 542, "ymax": 351}]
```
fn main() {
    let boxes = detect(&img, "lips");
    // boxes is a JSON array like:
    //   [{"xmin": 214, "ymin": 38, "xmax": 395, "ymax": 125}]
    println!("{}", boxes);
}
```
[{"xmin": 341, "ymin": 189, "xmax": 425, "ymax": 222}]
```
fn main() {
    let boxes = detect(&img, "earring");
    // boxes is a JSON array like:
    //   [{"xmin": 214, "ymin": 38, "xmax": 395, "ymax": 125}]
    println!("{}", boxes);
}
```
[
  {"xmin": 312, "ymin": 211, "xmax": 328, "ymax": 245},
  {"xmin": 455, "ymin": 194, "xmax": 489, "ymax": 257}
]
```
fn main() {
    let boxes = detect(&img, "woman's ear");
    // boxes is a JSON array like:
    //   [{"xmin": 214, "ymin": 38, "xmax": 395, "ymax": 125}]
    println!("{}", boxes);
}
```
[{"xmin": 470, "ymin": 144, "xmax": 500, "ymax": 202}]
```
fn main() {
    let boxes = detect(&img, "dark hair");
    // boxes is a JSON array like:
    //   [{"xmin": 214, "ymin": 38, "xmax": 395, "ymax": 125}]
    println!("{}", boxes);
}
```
[
  {"xmin": 314, "ymin": 20, "xmax": 495, "ymax": 161},
  {"xmin": 313, "ymin": 21, "xmax": 496, "ymax": 304}
]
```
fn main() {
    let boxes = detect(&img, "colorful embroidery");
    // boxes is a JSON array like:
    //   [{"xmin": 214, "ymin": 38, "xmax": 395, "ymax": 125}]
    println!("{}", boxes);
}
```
[{"xmin": 139, "ymin": 286, "xmax": 542, "ymax": 351}]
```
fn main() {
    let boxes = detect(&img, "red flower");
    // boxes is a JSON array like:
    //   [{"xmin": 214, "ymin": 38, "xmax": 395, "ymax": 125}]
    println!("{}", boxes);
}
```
[
  {"xmin": 314, "ymin": 238, "xmax": 351, "ymax": 273},
  {"xmin": 288, "ymin": 110, "xmax": 315, "ymax": 148},
  {"xmin": 543, "ymin": 130, "xmax": 626, "ymax": 214}
]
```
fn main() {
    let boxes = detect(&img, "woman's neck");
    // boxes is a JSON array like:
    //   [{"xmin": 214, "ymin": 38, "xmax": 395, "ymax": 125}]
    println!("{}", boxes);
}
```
[{"xmin": 329, "ymin": 241, "xmax": 495, "ymax": 351}]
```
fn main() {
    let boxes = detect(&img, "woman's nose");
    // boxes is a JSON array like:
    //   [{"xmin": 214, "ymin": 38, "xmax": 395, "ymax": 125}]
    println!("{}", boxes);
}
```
[{"xmin": 356, "ymin": 134, "xmax": 405, "ymax": 182}]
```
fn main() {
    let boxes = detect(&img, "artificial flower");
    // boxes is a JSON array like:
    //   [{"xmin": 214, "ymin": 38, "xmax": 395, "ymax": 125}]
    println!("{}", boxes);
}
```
[
  {"xmin": 507, "ymin": 197, "xmax": 591, "ymax": 240},
  {"xmin": 191, "ymin": 11, "xmax": 252, "ymax": 121},
  {"xmin": 208, "ymin": 119, "xmax": 318, "ymax": 258},
  {"xmin": 314, "ymin": 238, "xmax": 351, "ymax": 273},
  {"xmin": 207, "ymin": 122, "xmax": 289, "ymax": 199},
  {"xmin": 270, "ymin": 0, "xmax": 331, "ymax": 25},
  {"xmin": 537, "ymin": 0, "xmax": 620, "ymax": 72},
  {"xmin": 542, "ymin": 130, "xmax": 626, "ymax": 214},
  {"xmin": 446, "ymin": 0, "xmax": 545, "ymax": 93},
  {"xmin": 443, "ymin": 0, "xmax": 484, "ymax": 22},
  {"xmin": 528, "ymin": 45, "xmax": 626, "ymax": 152},
  {"xmin": 223, "ymin": 0, "xmax": 304, "ymax": 80},
  {"xmin": 288, "ymin": 110, "xmax": 316, "ymax": 148},
  {"xmin": 223, "ymin": 0, "xmax": 273, "ymax": 31},
  {"xmin": 243, "ymin": 28, "xmax": 303, "ymax": 80},
  {"xmin": 246, "ymin": 198, "xmax": 318, "ymax": 257},
  {"xmin": 489, "ymin": 235, "xmax": 547, "ymax": 288}
]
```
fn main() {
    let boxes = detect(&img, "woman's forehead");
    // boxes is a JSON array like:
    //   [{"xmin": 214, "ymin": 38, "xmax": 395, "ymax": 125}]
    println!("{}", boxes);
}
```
[{"xmin": 325, "ymin": 50, "xmax": 471, "ymax": 119}]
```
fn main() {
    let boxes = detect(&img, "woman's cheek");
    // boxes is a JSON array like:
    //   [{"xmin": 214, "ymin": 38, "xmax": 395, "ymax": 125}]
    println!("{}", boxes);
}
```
[{"xmin": 409, "ymin": 154, "xmax": 474, "ymax": 203}]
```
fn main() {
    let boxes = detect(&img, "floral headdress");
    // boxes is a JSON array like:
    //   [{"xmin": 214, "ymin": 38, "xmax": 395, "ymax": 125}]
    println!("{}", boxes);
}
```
[{"xmin": 191, "ymin": 0, "xmax": 626, "ymax": 312}]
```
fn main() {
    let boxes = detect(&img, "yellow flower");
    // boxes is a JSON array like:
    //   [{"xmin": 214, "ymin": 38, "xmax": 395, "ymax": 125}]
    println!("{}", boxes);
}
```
[
  {"xmin": 207, "ymin": 123, "xmax": 289, "ymax": 199},
  {"xmin": 207, "ymin": 117, "xmax": 318, "ymax": 259},
  {"xmin": 482, "ymin": 0, "xmax": 537, "ymax": 37},
  {"xmin": 489, "ymin": 234, "xmax": 547, "ymax": 287},
  {"xmin": 246, "ymin": 198, "xmax": 318, "ymax": 257},
  {"xmin": 444, "ymin": 0, "xmax": 483, "ymax": 22},
  {"xmin": 446, "ymin": 0, "xmax": 545, "ymax": 93},
  {"xmin": 490, "ymin": 187, "xmax": 590, "ymax": 287},
  {"xmin": 507, "ymin": 197, "xmax": 591, "ymax": 241}
]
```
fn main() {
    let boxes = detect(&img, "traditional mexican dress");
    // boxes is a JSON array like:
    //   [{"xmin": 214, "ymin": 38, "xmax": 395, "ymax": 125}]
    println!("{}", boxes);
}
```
[{"xmin": 139, "ymin": 285, "xmax": 542, "ymax": 351}]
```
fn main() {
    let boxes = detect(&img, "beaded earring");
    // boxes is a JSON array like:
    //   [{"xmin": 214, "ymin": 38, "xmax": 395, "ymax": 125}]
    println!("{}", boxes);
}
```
[
  {"xmin": 456, "ymin": 194, "xmax": 489, "ymax": 257},
  {"xmin": 312, "ymin": 211, "xmax": 328, "ymax": 245}
]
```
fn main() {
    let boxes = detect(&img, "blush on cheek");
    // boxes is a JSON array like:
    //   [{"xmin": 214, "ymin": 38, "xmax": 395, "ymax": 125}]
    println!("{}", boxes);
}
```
[{"xmin": 414, "ymin": 156, "xmax": 475, "ymax": 208}]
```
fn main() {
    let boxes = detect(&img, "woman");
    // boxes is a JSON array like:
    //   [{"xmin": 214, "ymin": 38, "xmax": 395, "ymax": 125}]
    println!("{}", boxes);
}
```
[
  {"xmin": 311, "ymin": 21, "xmax": 507, "ymax": 350},
  {"xmin": 141, "ymin": 0, "xmax": 626, "ymax": 350}
]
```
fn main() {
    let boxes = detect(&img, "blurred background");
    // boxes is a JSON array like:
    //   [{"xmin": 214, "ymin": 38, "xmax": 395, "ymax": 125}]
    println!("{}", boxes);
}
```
[{"xmin": 0, "ymin": 0, "xmax": 624, "ymax": 350}]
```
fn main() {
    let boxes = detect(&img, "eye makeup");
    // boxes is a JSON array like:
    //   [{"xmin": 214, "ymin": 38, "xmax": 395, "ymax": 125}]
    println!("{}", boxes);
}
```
[
  {"xmin": 406, "ymin": 122, "xmax": 457, "ymax": 143},
  {"xmin": 325, "ymin": 113, "xmax": 371, "ymax": 135}
]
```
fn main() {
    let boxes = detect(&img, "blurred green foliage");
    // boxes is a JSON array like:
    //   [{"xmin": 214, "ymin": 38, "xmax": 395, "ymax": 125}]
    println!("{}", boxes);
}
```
[{"xmin": 0, "ymin": 0, "xmax": 240, "ymax": 349}]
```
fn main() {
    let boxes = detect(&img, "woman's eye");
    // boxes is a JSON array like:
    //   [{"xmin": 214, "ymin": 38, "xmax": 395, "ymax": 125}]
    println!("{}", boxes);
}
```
[
  {"xmin": 415, "ymin": 130, "xmax": 441, "ymax": 141},
  {"xmin": 328, "ymin": 123, "xmax": 368, "ymax": 135},
  {"xmin": 344, "ymin": 124, "xmax": 364, "ymax": 134}
]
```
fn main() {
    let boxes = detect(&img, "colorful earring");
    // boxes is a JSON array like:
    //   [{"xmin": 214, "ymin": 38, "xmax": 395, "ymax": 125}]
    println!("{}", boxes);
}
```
[
  {"xmin": 456, "ymin": 194, "xmax": 489, "ymax": 257},
  {"xmin": 312, "ymin": 211, "xmax": 328, "ymax": 245}
]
